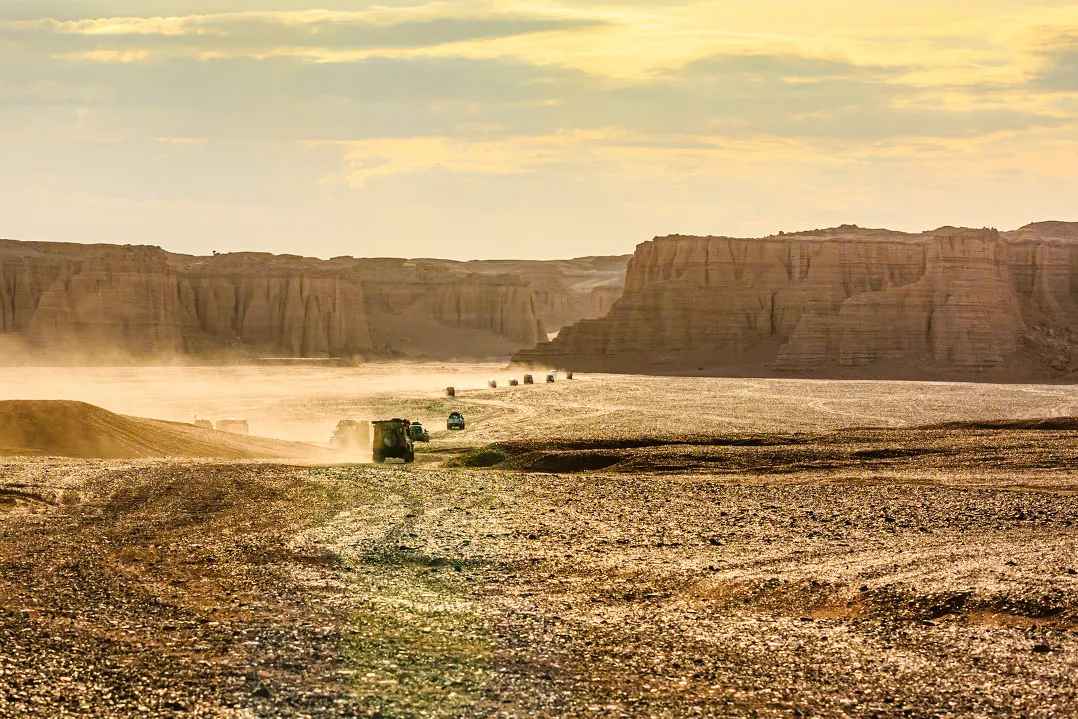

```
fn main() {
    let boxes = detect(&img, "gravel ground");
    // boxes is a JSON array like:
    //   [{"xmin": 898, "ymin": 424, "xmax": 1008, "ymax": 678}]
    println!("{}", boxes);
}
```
[
  {"xmin": 1, "ymin": 374, "xmax": 1078, "ymax": 717},
  {"xmin": 1, "ymin": 445, "xmax": 1077, "ymax": 717}
]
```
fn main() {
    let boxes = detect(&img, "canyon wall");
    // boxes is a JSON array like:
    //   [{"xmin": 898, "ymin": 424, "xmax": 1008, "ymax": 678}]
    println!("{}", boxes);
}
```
[
  {"xmin": 0, "ymin": 241, "xmax": 554, "ymax": 361},
  {"xmin": 0, "ymin": 242, "xmax": 376, "ymax": 359},
  {"xmin": 1, "ymin": 243, "xmax": 190, "ymax": 355},
  {"xmin": 451, "ymin": 255, "xmax": 629, "ymax": 332},
  {"xmin": 513, "ymin": 222, "xmax": 1078, "ymax": 381}
]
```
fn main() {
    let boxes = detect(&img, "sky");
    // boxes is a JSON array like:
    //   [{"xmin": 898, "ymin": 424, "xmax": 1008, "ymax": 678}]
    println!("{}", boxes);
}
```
[{"xmin": 2, "ymin": 1, "xmax": 1078, "ymax": 260}]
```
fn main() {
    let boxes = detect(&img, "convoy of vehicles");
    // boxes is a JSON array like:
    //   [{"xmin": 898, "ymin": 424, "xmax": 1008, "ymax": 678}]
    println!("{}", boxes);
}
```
[{"xmin": 327, "ymin": 371, "xmax": 569, "ymax": 463}]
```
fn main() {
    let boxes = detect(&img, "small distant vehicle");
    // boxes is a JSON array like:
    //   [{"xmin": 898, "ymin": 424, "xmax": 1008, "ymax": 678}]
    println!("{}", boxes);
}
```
[
  {"xmin": 546, "ymin": 374, "xmax": 555, "ymax": 383},
  {"xmin": 445, "ymin": 386, "xmax": 456, "ymax": 397},
  {"xmin": 488, "ymin": 379, "xmax": 497, "ymax": 389},
  {"xmin": 216, "ymin": 419, "xmax": 249, "ymax": 435},
  {"xmin": 408, "ymin": 421, "xmax": 430, "ymax": 443},
  {"xmin": 447, "ymin": 412, "xmax": 465, "ymax": 431},
  {"xmin": 330, "ymin": 419, "xmax": 371, "ymax": 451},
  {"xmin": 523, "ymin": 374, "xmax": 534, "ymax": 385},
  {"xmin": 194, "ymin": 419, "xmax": 213, "ymax": 430},
  {"xmin": 373, "ymin": 419, "xmax": 414, "ymax": 463},
  {"xmin": 509, "ymin": 378, "xmax": 519, "ymax": 386},
  {"xmin": 566, "ymin": 372, "xmax": 573, "ymax": 380}
]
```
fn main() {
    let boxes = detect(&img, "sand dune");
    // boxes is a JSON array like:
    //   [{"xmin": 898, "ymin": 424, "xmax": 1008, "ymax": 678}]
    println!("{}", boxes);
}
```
[{"xmin": 0, "ymin": 400, "xmax": 338, "ymax": 460}]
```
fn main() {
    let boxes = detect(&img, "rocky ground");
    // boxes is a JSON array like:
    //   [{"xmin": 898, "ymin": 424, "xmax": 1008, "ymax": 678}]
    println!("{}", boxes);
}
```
[{"xmin": 1, "ymin": 374, "xmax": 1077, "ymax": 717}]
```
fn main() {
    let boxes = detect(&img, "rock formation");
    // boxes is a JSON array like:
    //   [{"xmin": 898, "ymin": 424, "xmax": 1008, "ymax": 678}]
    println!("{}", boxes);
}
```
[
  {"xmin": 513, "ymin": 222, "xmax": 1078, "ymax": 381},
  {"xmin": 176, "ymin": 253, "xmax": 374, "ymax": 358},
  {"xmin": 1, "ymin": 243, "xmax": 191, "ymax": 356},
  {"xmin": 450, "ymin": 256, "xmax": 629, "ymax": 333},
  {"xmin": 0, "ymin": 241, "xmax": 571, "ymax": 361}
]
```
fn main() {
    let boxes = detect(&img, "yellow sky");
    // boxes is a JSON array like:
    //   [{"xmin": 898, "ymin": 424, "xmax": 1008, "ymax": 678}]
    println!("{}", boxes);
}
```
[{"xmin": 1, "ymin": 1, "xmax": 1076, "ymax": 257}]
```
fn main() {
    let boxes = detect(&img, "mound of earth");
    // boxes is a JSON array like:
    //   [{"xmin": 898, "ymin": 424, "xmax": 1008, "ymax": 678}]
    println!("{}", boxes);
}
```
[{"xmin": 0, "ymin": 400, "xmax": 336, "ymax": 460}]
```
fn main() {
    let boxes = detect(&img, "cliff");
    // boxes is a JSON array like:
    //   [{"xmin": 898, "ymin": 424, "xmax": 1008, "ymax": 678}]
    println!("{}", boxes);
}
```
[
  {"xmin": 340, "ymin": 259, "xmax": 547, "ymax": 357},
  {"xmin": 0, "ymin": 241, "xmax": 555, "ymax": 362},
  {"xmin": 174, "ymin": 253, "xmax": 374, "ymax": 358},
  {"xmin": 512, "ymin": 222, "xmax": 1078, "ymax": 381},
  {"xmin": 437, "ymin": 255, "xmax": 629, "ymax": 332}
]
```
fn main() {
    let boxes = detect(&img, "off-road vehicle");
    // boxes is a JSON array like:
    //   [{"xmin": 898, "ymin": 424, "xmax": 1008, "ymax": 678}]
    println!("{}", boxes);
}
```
[
  {"xmin": 330, "ymin": 419, "xmax": 371, "ymax": 451},
  {"xmin": 373, "ymin": 419, "xmax": 415, "ymax": 463},
  {"xmin": 216, "ymin": 419, "xmax": 249, "ymax": 435},
  {"xmin": 445, "ymin": 386, "xmax": 456, "ymax": 397},
  {"xmin": 408, "ymin": 421, "xmax": 430, "ymax": 443},
  {"xmin": 447, "ymin": 411, "xmax": 465, "ymax": 431},
  {"xmin": 509, "ymin": 378, "xmax": 519, "ymax": 386},
  {"xmin": 546, "ymin": 373, "xmax": 556, "ymax": 383},
  {"xmin": 488, "ymin": 379, "xmax": 497, "ymax": 389},
  {"xmin": 523, "ymin": 374, "xmax": 534, "ymax": 385}
]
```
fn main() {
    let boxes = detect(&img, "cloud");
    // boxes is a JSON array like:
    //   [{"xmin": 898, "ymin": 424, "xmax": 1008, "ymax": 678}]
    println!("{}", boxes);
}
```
[
  {"xmin": 3, "ymin": 39, "xmax": 1065, "ymax": 144},
  {"xmin": 1, "ymin": 1, "xmax": 1077, "ymax": 258},
  {"xmin": 3, "ymin": 11, "xmax": 605, "ymax": 61},
  {"xmin": 1032, "ymin": 34, "xmax": 1078, "ymax": 92}
]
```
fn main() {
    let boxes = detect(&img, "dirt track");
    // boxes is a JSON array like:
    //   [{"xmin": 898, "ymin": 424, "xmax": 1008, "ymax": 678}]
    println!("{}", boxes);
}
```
[{"xmin": 1, "ymin": 371, "xmax": 1077, "ymax": 717}]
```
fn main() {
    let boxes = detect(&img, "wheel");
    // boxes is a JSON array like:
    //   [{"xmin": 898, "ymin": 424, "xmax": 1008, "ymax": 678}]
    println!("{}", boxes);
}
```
[
  {"xmin": 373, "ymin": 451, "xmax": 385, "ymax": 463},
  {"xmin": 405, "ymin": 451, "xmax": 415, "ymax": 463}
]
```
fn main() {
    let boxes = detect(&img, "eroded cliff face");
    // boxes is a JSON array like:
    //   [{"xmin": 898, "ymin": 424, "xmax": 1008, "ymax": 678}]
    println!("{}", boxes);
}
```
[
  {"xmin": 179, "ymin": 254, "xmax": 373, "ymax": 358},
  {"xmin": 454, "ymin": 255, "xmax": 629, "ymax": 332},
  {"xmin": 1, "ymin": 244, "xmax": 191, "ymax": 355},
  {"xmin": 0, "ymin": 241, "xmax": 550, "ymax": 361},
  {"xmin": 513, "ymin": 223, "xmax": 1078, "ymax": 380},
  {"xmin": 333, "ymin": 259, "xmax": 547, "ymax": 357}
]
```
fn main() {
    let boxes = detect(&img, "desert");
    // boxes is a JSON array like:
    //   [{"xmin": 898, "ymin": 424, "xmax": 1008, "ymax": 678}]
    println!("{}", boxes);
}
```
[
  {"xmin": 0, "ymin": 367, "xmax": 1076, "ymax": 717},
  {"xmin": 5, "ymin": 1, "xmax": 1078, "ymax": 714}
]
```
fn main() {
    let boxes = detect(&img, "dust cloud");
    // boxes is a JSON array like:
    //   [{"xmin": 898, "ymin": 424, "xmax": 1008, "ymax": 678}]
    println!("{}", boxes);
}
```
[
  {"xmin": 0, "ymin": 363, "xmax": 509, "ymax": 444},
  {"xmin": 4, "ymin": 363, "xmax": 1078, "ymax": 449}
]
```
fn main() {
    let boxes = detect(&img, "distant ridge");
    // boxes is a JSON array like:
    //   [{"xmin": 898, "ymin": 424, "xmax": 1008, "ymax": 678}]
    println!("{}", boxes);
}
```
[{"xmin": 0, "ymin": 240, "xmax": 626, "ymax": 362}]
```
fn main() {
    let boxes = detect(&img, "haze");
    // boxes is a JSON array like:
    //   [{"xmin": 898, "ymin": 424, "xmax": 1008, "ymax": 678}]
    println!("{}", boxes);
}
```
[{"xmin": 2, "ymin": 0, "xmax": 1078, "ymax": 259}]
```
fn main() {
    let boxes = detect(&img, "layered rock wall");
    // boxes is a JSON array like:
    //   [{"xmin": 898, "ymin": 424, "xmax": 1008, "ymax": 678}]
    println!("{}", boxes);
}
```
[
  {"xmin": 0, "ymin": 241, "xmax": 552, "ymax": 361},
  {"xmin": 1, "ymin": 244, "xmax": 191, "ymax": 355},
  {"xmin": 344, "ymin": 259, "xmax": 546, "ymax": 350},
  {"xmin": 181, "ymin": 256, "xmax": 373, "ymax": 357},
  {"xmin": 454, "ymin": 255, "xmax": 629, "ymax": 332},
  {"xmin": 513, "ymin": 223, "xmax": 1078, "ymax": 380}
]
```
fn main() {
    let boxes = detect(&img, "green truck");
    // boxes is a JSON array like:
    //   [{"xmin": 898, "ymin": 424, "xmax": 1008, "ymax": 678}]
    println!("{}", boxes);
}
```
[{"xmin": 373, "ymin": 419, "xmax": 415, "ymax": 463}]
